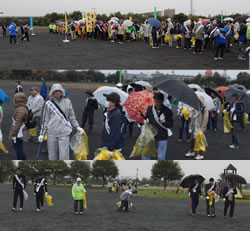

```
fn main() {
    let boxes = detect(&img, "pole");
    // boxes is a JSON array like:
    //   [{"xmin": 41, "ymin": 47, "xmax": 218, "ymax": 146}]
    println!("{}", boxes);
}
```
[
  {"xmin": 119, "ymin": 70, "xmax": 123, "ymax": 84},
  {"xmin": 30, "ymin": 16, "xmax": 35, "ymax": 36},
  {"xmin": 154, "ymin": 6, "xmax": 157, "ymax": 19},
  {"xmin": 63, "ymin": 9, "xmax": 70, "ymax": 43}
]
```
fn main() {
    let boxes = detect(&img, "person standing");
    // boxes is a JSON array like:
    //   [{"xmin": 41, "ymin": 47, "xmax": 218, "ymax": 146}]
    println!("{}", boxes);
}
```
[
  {"xmin": 152, "ymin": 26, "xmax": 159, "ymax": 48},
  {"xmin": 175, "ymin": 21, "xmax": 183, "ymax": 48},
  {"xmin": 12, "ymin": 168, "xmax": 26, "ymax": 211},
  {"xmin": 117, "ymin": 189, "xmax": 137, "ymax": 212},
  {"xmin": 143, "ymin": 21, "xmax": 150, "ymax": 44},
  {"xmin": 72, "ymin": 178, "xmax": 86, "ymax": 215},
  {"xmin": 227, "ymin": 93, "xmax": 244, "ymax": 149},
  {"xmin": 34, "ymin": 176, "xmax": 48, "ymax": 212},
  {"xmin": 223, "ymin": 181, "xmax": 237, "ymax": 218},
  {"xmin": 8, "ymin": 22, "xmax": 17, "ymax": 44},
  {"xmin": 146, "ymin": 93, "xmax": 174, "ymax": 160},
  {"xmin": 224, "ymin": 21, "xmax": 233, "ymax": 52},
  {"xmin": 39, "ymin": 84, "xmax": 83, "ymax": 160},
  {"xmin": 40, "ymin": 81, "xmax": 48, "ymax": 101},
  {"xmin": 71, "ymin": 22, "xmax": 77, "ymax": 41},
  {"xmin": 193, "ymin": 21, "xmax": 205, "ymax": 54},
  {"xmin": 11, "ymin": 93, "xmax": 28, "ymax": 160},
  {"xmin": 189, "ymin": 179, "xmax": 201, "ymax": 215},
  {"xmin": 15, "ymin": 81, "xmax": 23, "ymax": 94},
  {"xmin": 167, "ymin": 18, "xmax": 174, "ymax": 47},
  {"xmin": 213, "ymin": 23, "xmax": 227, "ymax": 60},
  {"xmin": 117, "ymin": 22, "xmax": 125, "ymax": 44},
  {"xmin": 81, "ymin": 91, "xmax": 98, "ymax": 132},
  {"xmin": 2, "ymin": 24, "xmax": 7, "ymax": 37},
  {"xmin": 205, "ymin": 178, "xmax": 216, "ymax": 217},
  {"xmin": 238, "ymin": 20, "xmax": 247, "ymax": 60},
  {"xmin": 21, "ymin": 24, "xmax": 30, "ymax": 42},
  {"xmin": 207, "ymin": 92, "xmax": 221, "ymax": 132}
]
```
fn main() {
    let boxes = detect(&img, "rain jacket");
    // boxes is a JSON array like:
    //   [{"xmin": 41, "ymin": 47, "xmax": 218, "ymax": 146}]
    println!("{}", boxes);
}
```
[
  {"xmin": 193, "ymin": 23, "xmax": 205, "ymax": 40},
  {"xmin": 40, "ymin": 82, "xmax": 48, "ymax": 99},
  {"xmin": 214, "ymin": 29, "xmax": 227, "ymax": 45},
  {"xmin": 120, "ymin": 189, "xmax": 135, "ymax": 201},
  {"xmin": 238, "ymin": 25, "xmax": 247, "ymax": 42},
  {"xmin": 11, "ymin": 93, "xmax": 28, "ymax": 137},
  {"xmin": 8, "ymin": 22, "xmax": 16, "ymax": 36},
  {"xmin": 41, "ymin": 84, "xmax": 79, "ymax": 137},
  {"xmin": 72, "ymin": 183, "xmax": 86, "ymax": 200},
  {"xmin": 143, "ymin": 24, "xmax": 151, "ymax": 37},
  {"xmin": 227, "ymin": 101, "xmax": 244, "ymax": 123},
  {"xmin": 27, "ymin": 94, "xmax": 44, "ymax": 117}
]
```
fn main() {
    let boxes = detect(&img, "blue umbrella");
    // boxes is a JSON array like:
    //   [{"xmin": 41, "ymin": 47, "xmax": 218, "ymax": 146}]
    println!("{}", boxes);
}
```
[
  {"xmin": 147, "ymin": 18, "xmax": 161, "ymax": 28},
  {"xmin": 0, "ymin": 89, "xmax": 10, "ymax": 103}
]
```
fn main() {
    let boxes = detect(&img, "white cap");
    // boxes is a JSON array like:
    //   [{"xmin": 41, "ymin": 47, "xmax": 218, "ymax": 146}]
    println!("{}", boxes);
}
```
[
  {"xmin": 76, "ymin": 177, "xmax": 82, "ymax": 182},
  {"xmin": 116, "ymin": 83, "xmax": 123, "ymax": 88}
]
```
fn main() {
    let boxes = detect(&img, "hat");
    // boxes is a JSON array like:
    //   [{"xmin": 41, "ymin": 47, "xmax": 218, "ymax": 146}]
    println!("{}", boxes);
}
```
[
  {"xmin": 132, "ymin": 189, "xmax": 138, "ymax": 194},
  {"xmin": 231, "ymin": 93, "xmax": 239, "ymax": 98},
  {"xmin": 76, "ymin": 177, "xmax": 82, "ymax": 182},
  {"xmin": 116, "ymin": 83, "xmax": 123, "ymax": 88},
  {"xmin": 103, "ymin": 92, "xmax": 121, "ymax": 104},
  {"xmin": 86, "ymin": 90, "xmax": 94, "ymax": 97},
  {"xmin": 209, "ymin": 178, "xmax": 215, "ymax": 182},
  {"xmin": 30, "ymin": 87, "xmax": 39, "ymax": 91}
]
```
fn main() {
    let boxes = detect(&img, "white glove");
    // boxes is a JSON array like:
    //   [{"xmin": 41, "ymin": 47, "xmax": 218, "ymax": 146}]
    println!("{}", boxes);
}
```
[
  {"xmin": 206, "ymin": 196, "xmax": 209, "ymax": 200},
  {"xmin": 33, "ymin": 193, "xmax": 36, "ymax": 196},
  {"xmin": 77, "ymin": 127, "xmax": 84, "ymax": 135},
  {"xmin": 223, "ymin": 198, "xmax": 226, "ymax": 201},
  {"xmin": 109, "ymin": 152, "xmax": 114, "ymax": 158},
  {"xmin": 45, "ymin": 192, "xmax": 48, "ymax": 195},
  {"xmin": 12, "ymin": 137, "xmax": 17, "ymax": 144},
  {"xmin": 159, "ymin": 114, "xmax": 166, "ymax": 123},
  {"xmin": 188, "ymin": 129, "xmax": 192, "ymax": 134},
  {"xmin": 38, "ymin": 135, "xmax": 44, "ymax": 143}
]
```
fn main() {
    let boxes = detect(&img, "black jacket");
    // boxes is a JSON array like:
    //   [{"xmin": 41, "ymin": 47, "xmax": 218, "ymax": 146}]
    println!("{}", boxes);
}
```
[
  {"xmin": 84, "ymin": 97, "xmax": 98, "ymax": 112},
  {"xmin": 13, "ymin": 174, "xmax": 26, "ymax": 191},
  {"xmin": 189, "ymin": 183, "xmax": 201, "ymax": 198},
  {"xmin": 227, "ymin": 101, "xmax": 244, "ymax": 123},
  {"xmin": 34, "ymin": 178, "xmax": 48, "ymax": 194},
  {"xmin": 223, "ymin": 186, "xmax": 237, "ymax": 201},
  {"xmin": 146, "ymin": 105, "xmax": 173, "ymax": 141},
  {"xmin": 205, "ymin": 183, "xmax": 216, "ymax": 196}
]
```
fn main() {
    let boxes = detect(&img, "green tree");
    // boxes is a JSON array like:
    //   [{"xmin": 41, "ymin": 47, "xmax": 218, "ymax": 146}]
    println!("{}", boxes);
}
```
[
  {"xmin": 173, "ymin": 13, "xmax": 188, "ymax": 24},
  {"xmin": 70, "ymin": 161, "xmax": 91, "ymax": 183},
  {"xmin": 151, "ymin": 161, "xmax": 184, "ymax": 189},
  {"xmin": 70, "ymin": 11, "xmax": 83, "ymax": 21},
  {"xmin": 0, "ymin": 160, "xmax": 16, "ymax": 183},
  {"xmin": 91, "ymin": 161, "xmax": 119, "ymax": 186}
]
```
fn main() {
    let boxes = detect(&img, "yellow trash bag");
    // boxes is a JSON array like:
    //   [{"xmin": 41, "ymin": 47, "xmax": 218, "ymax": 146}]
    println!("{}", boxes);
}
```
[
  {"xmin": 223, "ymin": 110, "xmax": 233, "ymax": 133},
  {"xmin": 70, "ymin": 131, "xmax": 89, "ymax": 160},
  {"xmin": 123, "ymin": 34, "xmax": 126, "ymax": 40},
  {"xmin": 194, "ymin": 130, "xmax": 207, "ymax": 153},
  {"xmin": 174, "ymin": 34, "xmax": 182, "ymax": 41},
  {"xmin": 208, "ymin": 190, "xmax": 215, "ymax": 206},
  {"xmin": 140, "ymin": 32, "xmax": 144, "ymax": 40},
  {"xmin": 182, "ymin": 107, "xmax": 190, "ymax": 121},
  {"xmin": 130, "ymin": 123, "xmax": 157, "ymax": 158},
  {"xmin": 29, "ymin": 128, "xmax": 38, "ymax": 137},
  {"xmin": 165, "ymin": 33, "xmax": 171, "ymax": 43},
  {"xmin": 234, "ymin": 32, "xmax": 239, "ymax": 41},
  {"xmin": 94, "ymin": 147, "xmax": 125, "ymax": 160},
  {"xmin": 45, "ymin": 194, "xmax": 53, "ymax": 206},
  {"xmin": 149, "ymin": 36, "xmax": 153, "ymax": 46},
  {"xmin": 0, "ymin": 141, "xmax": 8, "ymax": 153},
  {"xmin": 243, "ymin": 114, "xmax": 249, "ymax": 125},
  {"xmin": 83, "ymin": 192, "xmax": 87, "ymax": 209},
  {"xmin": 191, "ymin": 37, "xmax": 196, "ymax": 46}
]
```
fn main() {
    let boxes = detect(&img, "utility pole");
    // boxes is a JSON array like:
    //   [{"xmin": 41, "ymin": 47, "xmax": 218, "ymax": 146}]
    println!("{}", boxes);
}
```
[{"xmin": 190, "ymin": 0, "xmax": 193, "ymax": 15}]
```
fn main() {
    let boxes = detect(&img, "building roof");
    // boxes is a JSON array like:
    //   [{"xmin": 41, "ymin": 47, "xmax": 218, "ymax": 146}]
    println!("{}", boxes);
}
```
[{"xmin": 225, "ymin": 164, "xmax": 237, "ymax": 171}]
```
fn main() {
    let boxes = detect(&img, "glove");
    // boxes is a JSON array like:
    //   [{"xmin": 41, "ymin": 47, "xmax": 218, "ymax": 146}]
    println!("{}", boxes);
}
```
[
  {"xmin": 206, "ymin": 196, "xmax": 209, "ymax": 200},
  {"xmin": 38, "ymin": 135, "xmax": 44, "ymax": 143},
  {"xmin": 159, "ymin": 114, "xmax": 166, "ymax": 123},
  {"xmin": 77, "ymin": 127, "xmax": 84, "ymax": 135},
  {"xmin": 45, "ymin": 192, "xmax": 48, "ymax": 195},
  {"xmin": 188, "ymin": 129, "xmax": 192, "ymax": 134},
  {"xmin": 223, "ymin": 198, "xmax": 226, "ymax": 201},
  {"xmin": 12, "ymin": 137, "xmax": 17, "ymax": 144},
  {"xmin": 33, "ymin": 193, "xmax": 36, "ymax": 196},
  {"xmin": 109, "ymin": 152, "xmax": 114, "ymax": 158}
]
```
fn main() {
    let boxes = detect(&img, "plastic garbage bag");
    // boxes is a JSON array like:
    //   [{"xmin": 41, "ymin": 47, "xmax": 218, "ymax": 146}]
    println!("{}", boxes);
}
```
[
  {"xmin": 194, "ymin": 130, "xmax": 207, "ymax": 153},
  {"xmin": 0, "ymin": 141, "xmax": 8, "ymax": 153},
  {"xmin": 83, "ymin": 192, "xmax": 87, "ymax": 209},
  {"xmin": 94, "ymin": 147, "xmax": 125, "ymax": 160},
  {"xmin": 174, "ymin": 34, "xmax": 182, "ymax": 41},
  {"xmin": 243, "ymin": 113, "xmax": 249, "ymax": 125},
  {"xmin": 223, "ymin": 110, "xmax": 233, "ymax": 133},
  {"xmin": 28, "ymin": 128, "xmax": 38, "ymax": 137},
  {"xmin": 191, "ymin": 37, "xmax": 196, "ymax": 46},
  {"xmin": 165, "ymin": 33, "xmax": 171, "ymax": 43},
  {"xmin": 45, "ymin": 194, "xmax": 53, "ymax": 206},
  {"xmin": 182, "ymin": 107, "xmax": 190, "ymax": 121},
  {"xmin": 129, "ymin": 123, "xmax": 157, "ymax": 158},
  {"xmin": 70, "ymin": 131, "xmax": 89, "ymax": 160}
]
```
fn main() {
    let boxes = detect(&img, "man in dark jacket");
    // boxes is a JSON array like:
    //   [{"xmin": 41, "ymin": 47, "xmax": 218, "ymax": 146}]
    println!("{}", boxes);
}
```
[
  {"xmin": 189, "ymin": 179, "xmax": 201, "ymax": 215},
  {"xmin": 146, "ymin": 93, "xmax": 173, "ymax": 160},
  {"xmin": 34, "ymin": 176, "xmax": 48, "ymax": 212},
  {"xmin": 223, "ymin": 181, "xmax": 237, "ymax": 218},
  {"xmin": 205, "ymin": 178, "xmax": 216, "ymax": 217},
  {"xmin": 227, "ymin": 93, "xmax": 244, "ymax": 149},
  {"xmin": 81, "ymin": 91, "xmax": 98, "ymax": 131},
  {"xmin": 102, "ymin": 92, "xmax": 123, "ymax": 156},
  {"xmin": 12, "ymin": 168, "xmax": 26, "ymax": 211}
]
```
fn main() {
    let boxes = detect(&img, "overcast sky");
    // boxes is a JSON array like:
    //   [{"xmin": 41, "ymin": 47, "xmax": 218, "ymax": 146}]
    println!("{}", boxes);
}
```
[
  {"xmin": 1, "ymin": 0, "xmax": 249, "ymax": 17},
  {"xmin": 107, "ymin": 160, "xmax": 250, "ymax": 183}
]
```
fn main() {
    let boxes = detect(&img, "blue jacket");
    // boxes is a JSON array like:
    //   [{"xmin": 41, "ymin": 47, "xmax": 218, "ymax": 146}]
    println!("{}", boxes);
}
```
[
  {"xmin": 40, "ymin": 82, "xmax": 48, "ymax": 99},
  {"xmin": 224, "ymin": 25, "xmax": 232, "ymax": 36},
  {"xmin": 215, "ymin": 29, "xmax": 227, "ymax": 45},
  {"xmin": 238, "ymin": 25, "xmax": 247, "ymax": 42},
  {"xmin": 102, "ymin": 107, "xmax": 123, "ymax": 151},
  {"xmin": 8, "ymin": 22, "xmax": 16, "ymax": 36}
]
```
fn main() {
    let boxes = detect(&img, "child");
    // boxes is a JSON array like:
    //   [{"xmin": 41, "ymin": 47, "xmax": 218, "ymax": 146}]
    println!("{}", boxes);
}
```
[{"xmin": 72, "ymin": 178, "xmax": 86, "ymax": 215}]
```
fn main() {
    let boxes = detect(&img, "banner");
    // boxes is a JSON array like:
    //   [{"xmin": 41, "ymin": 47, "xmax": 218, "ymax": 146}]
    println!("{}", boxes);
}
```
[
  {"xmin": 129, "ymin": 17, "xmax": 132, "ymax": 21},
  {"xmin": 30, "ymin": 16, "xmax": 33, "ymax": 30},
  {"xmin": 154, "ymin": 7, "xmax": 157, "ymax": 19},
  {"xmin": 65, "ymin": 9, "xmax": 68, "ymax": 33},
  {"xmin": 86, "ymin": 12, "xmax": 93, "ymax": 32},
  {"xmin": 221, "ymin": 10, "xmax": 224, "ymax": 21},
  {"xmin": 93, "ymin": 11, "xmax": 97, "ymax": 27}
]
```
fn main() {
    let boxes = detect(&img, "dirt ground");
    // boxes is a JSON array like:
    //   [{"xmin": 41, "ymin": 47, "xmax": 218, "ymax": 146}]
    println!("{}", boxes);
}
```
[
  {"xmin": 0, "ymin": 28, "xmax": 248, "ymax": 70},
  {"xmin": 0, "ymin": 81, "xmax": 250, "ymax": 160},
  {"xmin": 0, "ymin": 184, "xmax": 249, "ymax": 231}
]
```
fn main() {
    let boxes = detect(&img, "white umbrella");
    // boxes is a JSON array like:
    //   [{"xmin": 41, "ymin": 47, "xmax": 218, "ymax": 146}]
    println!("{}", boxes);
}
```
[
  {"xmin": 195, "ymin": 91, "xmax": 214, "ymax": 111},
  {"xmin": 108, "ymin": 20, "xmax": 119, "ymax": 26},
  {"xmin": 135, "ymin": 81, "xmax": 152, "ymax": 89},
  {"xmin": 93, "ymin": 86, "xmax": 128, "ymax": 106},
  {"xmin": 247, "ymin": 18, "xmax": 250, "ymax": 22},
  {"xmin": 111, "ymin": 17, "xmax": 119, "ymax": 22},
  {"xmin": 223, "ymin": 17, "xmax": 234, "ymax": 22},
  {"xmin": 188, "ymin": 84, "xmax": 204, "ymax": 92},
  {"xmin": 123, "ymin": 19, "xmax": 133, "ymax": 27},
  {"xmin": 184, "ymin": 19, "xmax": 191, "ymax": 26},
  {"xmin": 247, "ymin": 90, "xmax": 250, "ymax": 96}
]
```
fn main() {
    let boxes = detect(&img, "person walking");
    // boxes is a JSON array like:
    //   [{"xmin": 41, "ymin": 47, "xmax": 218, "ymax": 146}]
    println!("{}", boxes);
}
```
[
  {"xmin": 177, "ymin": 102, "xmax": 191, "ymax": 142},
  {"xmin": 39, "ymin": 84, "xmax": 83, "ymax": 160},
  {"xmin": 189, "ymin": 179, "xmax": 202, "ymax": 215},
  {"xmin": 34, "ymin": 176, "xmax": 48, "ymax": 212},
  {"xmin": 205, "ymin": 178, "xmax": 216, "ymax": 217},
  {"xmin": 21, "ymin": 24, "xmax": 30, "ymax": 42},
  {"xmin": 2, "ymin": 24, "xmax": 7, "ymax": 37},
  {"xmin": 12, "ymin": 168, "xmax": 26, "ymax": 211},
  {"xmin": 72, "ymin": 178, "xmax": 86, "ymax": 215},
  {"xmin": 223, "ymin": 181, "xmax": 237, "ymax": 218},
  {"xmin": 117, "ymin": 189, "xmax": 137, "ymax": 212}
]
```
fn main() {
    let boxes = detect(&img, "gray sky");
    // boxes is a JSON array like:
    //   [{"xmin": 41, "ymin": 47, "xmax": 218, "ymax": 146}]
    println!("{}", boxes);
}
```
[{"xmin": 1, "ymin": 0, "xmax": 249, "ymax": 17}]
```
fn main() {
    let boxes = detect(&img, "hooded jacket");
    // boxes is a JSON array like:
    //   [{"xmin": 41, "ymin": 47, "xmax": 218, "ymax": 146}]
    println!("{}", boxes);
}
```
[
  {"xmin": 72, "ymin": 183, "xmax": 86, "ymax": 200},
  {"xmin": 193, "ymin": 23, "xmax": 205, "ymax": 40},
  {"xmin": 27, "ymin": 93, "xmax": 44, "ymax": 117},
  {"xmin": 11, "ymin": 93, "xmax": 28, "ymax": 137},
  {"xmin": 41, "ymin": 84, "xmax": 79, "ymax": 137},
  {"xmin": 8, "ymin": 22, "xmax": 16, "ymax": 36}
]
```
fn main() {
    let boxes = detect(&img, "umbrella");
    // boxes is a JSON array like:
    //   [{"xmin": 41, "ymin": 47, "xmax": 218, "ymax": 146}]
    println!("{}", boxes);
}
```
[
  {"xmin": 108, "ymin": 20, "xmax": 119, "ymax": 26},
  {"xmin": 123, "ymin": 90, "xmax": 154, "ymax": 124},
  {"xmin": 147, "ymin": 18, "xmax": 162, "ymax": 28},
  {"xmin": 225, "ymin": 174, "xmax": 247, "ymax": 184},
  {"xmin": 201, "ymin": 19, "xmax": 208, "ymax": 25},
  {"xmin": 205, "ymin": 88, "xmax": 223, "ymax": 104},
  {"xmin": 123, "ymin": 19, "xmax": 133, "ymax": 27},
  {"xmin": 180, "ymin": 174, "xmax": 205, "ymax": 188},
  {"xmin": 154, "ymin": 79, "xmax": 201, "ymax": 111},
  {"xmin": 229, "ymin": 84, "xmax": 247, "ymax": 92},
  {"xmin": 0, "ymin": 89, "xmax": 10, "ymax": 103},
  {"xmin": 247, "ymin": 18, "xmax": 250, "ymax": 23},
  {"xmin": 223, "ymin": 17, "xmax": 234, "ymax": 22},
  {"xmin": 135, "ymin": 81, "xmax": 152, "ymax": 89},
  {"xmin": 247, "ymin": 90, "xmax": 250, "ymax": 96},
  {"xmin": 195, "ymin": 91, "xmax": 215, "ymax": 111},
  {"xmin": 216, "ymin": 86, "xmax": 229, "ymax": 92},
  {"xmin": 123, "ymin": 83, "xmax": 144, "ymax": 92},
  {"xmin": 110, "ymin": 17, "xmax": 119, "ymax": 22},
  {"xmin": 235, "ymin": 16, "xmax": 246, "ymax": 22},
  {"xmin": 188, "ymin": 84, "xmax": 204, "ymax": 92},
  {"xmin": 93, "ymin": 86, "xmax": 128, "ymax": 106}
]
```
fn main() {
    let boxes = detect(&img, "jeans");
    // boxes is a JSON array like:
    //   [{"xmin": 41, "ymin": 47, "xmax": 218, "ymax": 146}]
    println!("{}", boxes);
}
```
[
  {"xmin": 178, "ymin": 117, "xmax": 190, "ymax": 140},
  {"xmin": 13, "ymin": 138, "xmax": 26, "ymax": 160},
  {"xmin": 215, "ymin": 44, "xmax": 225, "ymax": 58},
  {"xmin": 142, "ymin": 140, "xmax": 168, "ymax": 160},
  {"xmin": 36, "ymin": 116, "xmax": 41, "ymax": 135},
  {"xmin": 238, "ymin": 41, "xmax": 246, "ymax": 58},
  {"xmin": 206, "ymin": 198, "xmax": 215, "ymax": 215},
  {"xmin": 231, "ymin": 122, "xmax": 241, "ymax": 147},
  {"xmin": 10, "ymin": 35, "xmax": 17, "ymax": 44}
]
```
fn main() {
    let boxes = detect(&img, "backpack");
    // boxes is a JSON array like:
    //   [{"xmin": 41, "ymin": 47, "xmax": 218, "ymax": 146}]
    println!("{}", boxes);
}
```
[
  {"xmin": 71, "ymin": 24, "xmax": 76, "ymax": 31},
  {"xmin": 24, "ymin": 108, "xmax": 37, "ymax": 129},
  {"xmin": 247, "ymin": 25, "xmax": 250, "ymax": 40}
]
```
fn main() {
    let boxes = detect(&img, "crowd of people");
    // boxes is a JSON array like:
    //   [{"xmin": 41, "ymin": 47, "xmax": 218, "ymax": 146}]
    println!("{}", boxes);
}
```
[{"xmin": 0, "ymin": 80, "xmax": 249, "ymax": 161}]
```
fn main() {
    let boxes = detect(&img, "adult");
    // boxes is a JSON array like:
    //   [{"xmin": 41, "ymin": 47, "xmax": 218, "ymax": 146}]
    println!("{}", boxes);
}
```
[
  {"xmin": 21, "ymin": 24, "xmax": 30, "ymax": 42},
  {"xmin": 40, "ymin": 81, "xmax": 48, "ymax": 101},
  {"xmin": 175, "ymin": 21, "xmax": 183, "ymax": 48},
  {"xmin": 12, "ymin": 168, "xmax": 26, "ymax": 211},
  {"xmin": 152, "ymin": 26, "xmax": 159, "ymax": 48},
  {"xmin": 193, "ymin": 21, "xmax": 205, "ymax": 54},
  {"xmin": 177, "ymin": 102, "xmax": 191, "ymax": 142},
  {"xmin": 2, "ymin": 24, "xmax": 7, "ymax": 37},
  {"xmin": 213, "ymin": 23, "xmax": 227, "ymax": 60},
  {"xmin": 118, "ymin": 22, "xmax": 125, "ymax": 44},
  {"xmin": 205, "ymin": 178, "xmax": 216, "ymax": 217},
  {"xmin": 34, "ymin": 176, "xmax": 48, "ymax": 212},
  {"xmin": 223, "ymin": 181, "xmax": 237, "ymax": 218},
  {"xmin": 207, "ymin": 92, "xmax": 221, "ymax": 131},
  {"xmin": 8, "ymin": 22, "xmax": 17, "ymax": 44},
  {"xmin": 39, "ymin": 84, "xmax": 83, "ymax": 160},
  {"xmin": 238, "ymin": 20, "xmax": 247, "ymax": 60},
  {"xmin": 15, "ymin": 81, "xmax": 23, "ymax": 94},
  {"xmin": 71, "ymin": 22, "xmax": 77, "ymax": 41},
  {"xmin": 143, "ymin": 21, "xmax": 150, "ymax": 43},
  {"xmin": 72, "ymin": 177, "xmax": 86, "ymax": 215},
  {"xmin": 117, "ymin": 189, "xmax": 137, "ymax": 212},
  {"xmin": 189, "ymin": 179, "xmax": 201, "ymax": 215},
  {"xmin": 167, "ymin": 18, "xmax": 174, "ymax": 47}
]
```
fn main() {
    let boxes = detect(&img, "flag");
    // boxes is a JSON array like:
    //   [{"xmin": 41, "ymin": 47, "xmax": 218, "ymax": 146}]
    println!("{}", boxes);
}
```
[
  {"xmin": 221, "ymin": 10, "xmax": 223, "ymax": 21},
  {"xmin": 119, "ymin": 70, "xmax": 123, "ymax": 84},
  {"xmin": 154, "ymin": 7, "xmax": 157, "ymax": 19},
  {"xmin": 129, "ymin": 17, "xmax": 133, "ymax": 21},
  {"xmin": 65, "ymin": 9, "xmax": 68, "ymax": 33},
  {"xmin": 30, "ymin": 16, "xmax": 33, "ymax": 30},
  {"xmin": 86, "ymin": 12, "xmax": 93, "ymax": 32}
]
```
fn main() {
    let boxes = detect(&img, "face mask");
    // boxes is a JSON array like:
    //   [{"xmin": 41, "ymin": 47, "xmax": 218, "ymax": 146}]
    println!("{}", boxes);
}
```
[{"xmin": 104, "ymin": 101, "xmax": 109, "ymax": 108}]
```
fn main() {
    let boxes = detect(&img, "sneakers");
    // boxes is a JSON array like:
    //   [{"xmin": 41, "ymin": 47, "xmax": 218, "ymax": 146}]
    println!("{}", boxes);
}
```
[
  {"xmin": 74, "ymin": 212, "xmax": 79, "ymax": 215},
  {"xmin": 185, "ymin": 152, "xmax": 195, "ymax": 157},
  {"xmin": 79, "ymin": 212, "xmax": 83, "ymax": 215},
  {"xmin": 214, "ymin": 57, "xmax": 218, "ymax": 60},
  {"xmin": 207, "ymin": 214, "xmax": 211, "ymax": 217},
  {"xmin": 229, "ymin": 144, "xmax": 239, "ymax": 149},
  {"xmin": 12, "ymin": 207, "xmax": 16, "ymax": 212},
  {"xmin": 193, "ymin": 52, "xmax": 196, "ymax": 54},
  {"xmin": 19, "ymin": 208, "xmax": 23, "ymax": 211},
  {"xmin": 178, "ymin": 139, "xmax": 183, "ymax": 143},
  {"xmin": 152, "ymin": 46, "xmax": 156, "ymax": 49},
  {"xmin": 36, "ymin": 208, "xmax": 41, "ymax": 212},
  {"xmin": 238, "ymin": 56, "xmax": 246, "ymax": 60},
  {"xmin": 195, "ymin": 155, "xmax": 204, "ymax": 160},
  {"xmin": 218, "ymin": 57, "xmax": 223, "ymax": 60}
]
